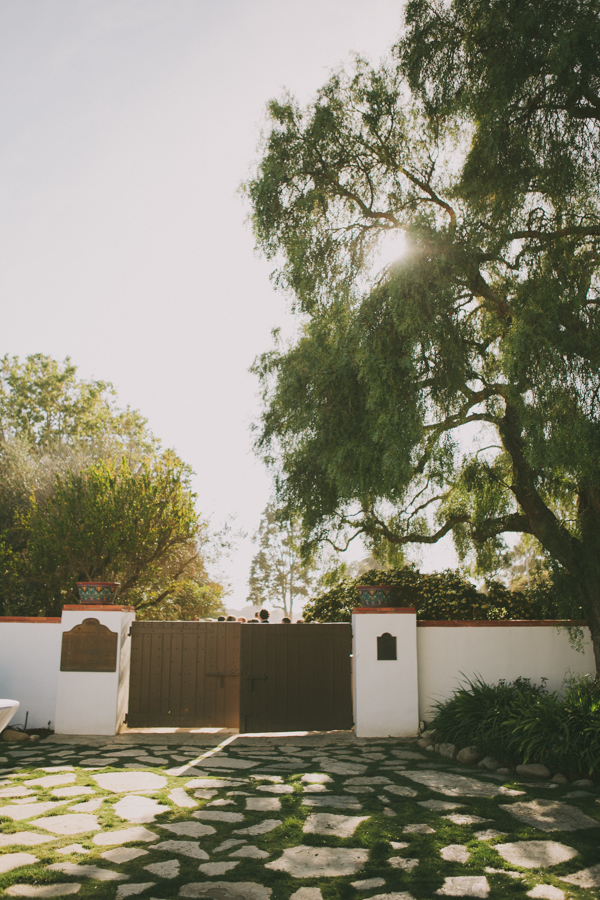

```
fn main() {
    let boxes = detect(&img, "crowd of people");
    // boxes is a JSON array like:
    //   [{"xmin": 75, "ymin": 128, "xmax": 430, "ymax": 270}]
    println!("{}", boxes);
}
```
[{"xmin": 196, "ymin": 609, "xmax": 306, "ymax": 624}]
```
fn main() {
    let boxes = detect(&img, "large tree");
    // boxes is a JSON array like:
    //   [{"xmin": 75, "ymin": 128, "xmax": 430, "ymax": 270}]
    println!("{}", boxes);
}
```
[
  {"xmin": 247, "ymin": 1, "xmax": 600, "ymax": 666},
  {"xmin": 0, "ymin": 355, "xmax": 225, "ymax": 619}
]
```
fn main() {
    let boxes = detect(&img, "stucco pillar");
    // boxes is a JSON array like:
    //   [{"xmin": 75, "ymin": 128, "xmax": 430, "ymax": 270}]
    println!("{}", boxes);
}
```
[
  {"xmin": 352, "ymin": 607, "xmax": 419, "ymax": 738},
  {"xmin": 54, "ymin": 605, "xmax": 135, "ymax": 735}
]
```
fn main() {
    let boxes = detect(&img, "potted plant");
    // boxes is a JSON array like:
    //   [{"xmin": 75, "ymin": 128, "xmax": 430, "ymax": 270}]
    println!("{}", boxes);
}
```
[
  {"xmin": 76, "ymin": 582, "xmax": 121, "ymax": 605},
  {"xmin": 356, "ymin": 584, "xmax": 399, "ymax": 607}
]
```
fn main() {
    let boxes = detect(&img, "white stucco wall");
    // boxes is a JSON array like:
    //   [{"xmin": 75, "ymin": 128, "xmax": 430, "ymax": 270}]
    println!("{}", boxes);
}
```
[
  {"xmin": 353, "ymin": 608, "xmax": 419, "ymax": 738},
  {"xmin": 54, "ymin": 607, "xmax": 135, "ymax": 735},
  {"xmin": 417, "ymin": 621, "xmax": 595, "ymax": 722},
  {"xmin": 0, "ymin": 620, "xmax": 62, "ymax": 728}
]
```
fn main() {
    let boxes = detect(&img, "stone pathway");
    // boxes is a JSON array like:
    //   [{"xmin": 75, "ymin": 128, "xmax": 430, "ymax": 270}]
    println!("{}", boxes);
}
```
[{"xmin": 1, "ymin": 734, "xmax": 599, "ymax": 899}]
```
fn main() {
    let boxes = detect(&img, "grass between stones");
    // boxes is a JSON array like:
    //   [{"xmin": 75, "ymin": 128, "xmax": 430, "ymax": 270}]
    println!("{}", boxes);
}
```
[{"xmin": 1, "ymin": 740, "xmax": 600, "ymax": 900}]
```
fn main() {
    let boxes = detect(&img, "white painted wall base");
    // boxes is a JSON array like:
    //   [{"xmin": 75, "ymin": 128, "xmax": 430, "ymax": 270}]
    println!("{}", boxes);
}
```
[
  {"xmin": 353, "ymin": 608, "xmax": 419, "ymax": 738},
  {"xmin": 54, "ymin": 606, "xmax": 135, "ymax": 735},
  {"xmin": 0, "ymin": 619, "xmax": 62, "ymax": 728},
  {"xmin": 417, "ymin": 621, "xmax": 595, "ymax": 721}
]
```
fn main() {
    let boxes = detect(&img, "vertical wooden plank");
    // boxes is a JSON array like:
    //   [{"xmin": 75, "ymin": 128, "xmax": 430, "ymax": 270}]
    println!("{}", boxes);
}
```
[
  {"xmin": 195, "ymin": 623, "xmax": 207, "ymax": 724},
  {"xmin": 180, "ymin": 623, "xmax": 196, "ymax": 721},
  {"xmin": 224, "ymin": 623, "xmax": 241, "ymax": 729},
  {"xmin": 239, "ymin": 624, "xmax": 253, "ymax": 733}
]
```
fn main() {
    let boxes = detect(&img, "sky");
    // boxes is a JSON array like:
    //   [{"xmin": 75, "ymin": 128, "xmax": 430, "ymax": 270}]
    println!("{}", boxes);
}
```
[{"xmin": 0, "ymin": 0, "xmax": 458, "ymax": 607}]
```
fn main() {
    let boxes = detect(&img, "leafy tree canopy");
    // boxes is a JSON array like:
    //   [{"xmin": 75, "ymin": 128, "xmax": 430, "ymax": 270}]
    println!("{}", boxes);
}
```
[
  {"xmin": 0, "ymin": 355, "xmax": 225, "ymax": 620},
  {"xmin": 247, "ymin": 1, "xmax": 600, "ymax": 666}
]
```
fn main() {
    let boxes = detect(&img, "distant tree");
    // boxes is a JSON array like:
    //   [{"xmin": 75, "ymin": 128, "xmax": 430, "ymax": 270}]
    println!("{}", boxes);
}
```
[
  {"xmin": 247, "ymin": 505, "xmax": 317, "ymax": 619},
  {"xmin": 0, "ymin": 354, "xmax": 152, "ymax": 453}
]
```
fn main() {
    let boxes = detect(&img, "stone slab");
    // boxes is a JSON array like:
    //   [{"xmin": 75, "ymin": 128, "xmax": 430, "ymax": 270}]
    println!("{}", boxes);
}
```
[
  {"xmin": 559, "ymin": 862, "xmax": 600, "ymax": 888},
  {"xmin": 303, "ymin": 813, "xmax": 370, "ymax": 838},
  {"xmin": 180, "ymin": 883, "xmax": 272, "ymax": 900},
  {"xmin": 403, "ymin": 823, "xmax": 435, "ymax": 834},
  {"xmin": 230, "ymin": 846, "xmax": 270, "ymax": 859},
  {"xmin": 93, "ymin": 773, "xmax": 167, "ymax": 793},
  {"xmin": 300, "ymin": 774, "xmax": 332, "ymax": 783},
  {"xmin": 192, "ymin": 810, "xmax": 244, "ymax": 822},
  {"xmin": 289, "ymin": 891, "xmax": 323, "ymax": 900},
  {"xmin": 159, "ymin": 822, "xmax": 216, "ymax": 838},
  {"xmin": 496, "ymin": 841, "xmax": 578, "ymax": 869},
  {"xmin": 67, "ymin": 799, "xmax": 103, "ymax": 813},
  {"xmin": 57, "ymin": 846, "xmax": 89, "ymax": 856},
  {"xmin": 196, "ymin": 758, "xmax": 258, "ymax": 769},
  {"xmin": 418, "ymin": 800, "xmax": 461, "ymax": 811},
  {"xmin": 436, "ymin": 876, "xmax": 490, "ymax": 897},
  {"xmin": 93, "ymin": 827, "xmax": 159, "ymax": 846},
  {"xmin": 116, "ymin": 885, "xmax": 155, "ymax": 899},
  {"xmin": 101, "ymin": 848, "xmax": 149, "ymax": 864},
  {"xmin": 256, "ymin": 784, "xmax": 293, "ymax": 793},
  {"xmin": 266, "ymin": 845, "xmax": 369, "ymax": 877},
  {"xmin": 169, "ymin": 788, "xmax": 197, "ymax": 808},
  {"xmin": 389, "ymin": 857, "xmax": 419, "ymax": 870},
  {"xmin": 313, "ymin": 760, "xmax": 366, "ymax": 776},
  {"xmin": 0, "ymin": 852, "xmax": 39, "ymax": 873},
  {"xmin": 501, "ymin": 799, "xmax": 600, "ymax": 832},
  {"xmin": 25, "ymin": 775, "xmax": 76, "ymax": 789},
  {"xmin": 351, "ymin": 879, "xmax": 386, "ymax": 890},
  {"xmin": 383, "ymin": 785, "xmax": 418, "ymax": 798},
  {"xmin": 31, "ymin": 814, "xmax": 101, "ymax": 835},
  {"xmin": 154, "ymin": 840, "xmax": 209, "ymax": 860},
  {"xmin": 5, "ymin": 886, "xmax": 81, "ymax": 897},
  {"xmin": 114, "ymin": 795, "xmax": 170, "ymax": 823},
  {"xmin": 441, "ymin": 845, "xmax": 471, "ymax": 863},
  {"xmin": 51, "ymin": 787, "xmax": 96, "ymax": 798},
  {"xmin": 48, "ymin": 863, "xmax": 127, "ymax": 881},
  {"xmin": 234, "ymin": 819, "xmax": 282, "ymax": 835},
  {"xmin": 303, "ymin": 795, "xmax": 362, "ymax": 809},
  {"xmin": 444, "ymin": 815, "xmax": 490, "ymax": 825},
  {"xmin": 0, "ymin": 832, "xmax": 55, "ymax": 847},
  {"xmin": 1, "ymin": 801, "xmax": 67, "ymax": 820},
  {"xmin": 403, "ymin": 771, "xmax": 503, "ymax": 797},
  {"xmin": 185, "ymin": 779, "xmax": 243, "ymax": 789},
  {"xmin": 144, "ymin": 860, "xmax": 180, "ymax": 879},
  {"xmin": 246, "ymin": 797, "xmax": 281, "ymax": 811},
  {"xmin": 199, "ymin": 862, "xmax": 239, "ymax": 875},
  {"xmin": 0, "ymin": 786, "xmax": 35, "ymax": 797},
  {"xmin": 526, "ymin": 887, "xmax": 565, "ymax": 899}
]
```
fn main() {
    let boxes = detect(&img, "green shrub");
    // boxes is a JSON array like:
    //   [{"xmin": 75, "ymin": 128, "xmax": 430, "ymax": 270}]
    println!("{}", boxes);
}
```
[
  {"xmin": 432, "ymin": 675, "xmax": 600, "ymax": 776},
  {"xmin": 302, "ymin": 566, "xmax": 572, "ymax": 623}
]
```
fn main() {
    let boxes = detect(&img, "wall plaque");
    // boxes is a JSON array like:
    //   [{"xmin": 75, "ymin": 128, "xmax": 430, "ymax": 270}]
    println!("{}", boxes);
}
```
[
  {"xmin": 60, "ymin": 617, "xmax": 118, "ymax": 672},
  {"xmin": 377, "ymin": 632, "xmax": 397, "ymax": 660}
]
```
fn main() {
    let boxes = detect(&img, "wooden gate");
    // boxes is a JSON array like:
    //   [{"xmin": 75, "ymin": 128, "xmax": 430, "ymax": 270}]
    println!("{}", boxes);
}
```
[
  {"xmin": 127, "ymin": 621, "xmax": 353, "ymax": 732},
  {"xmin": 127, "ymin": 621, "xmax": 241, "ymax": 728},
  {"xmin": 239, "ymin": 623, "xmax": 353, "ymax": 733}
]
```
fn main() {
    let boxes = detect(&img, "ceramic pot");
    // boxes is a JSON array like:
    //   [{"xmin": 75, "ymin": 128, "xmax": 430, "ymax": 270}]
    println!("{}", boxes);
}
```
[
  {"xmin": 356, "ymin": 584, "xmax": 398, "ymax": 607},
  {"xmin": 76, "ymin": 582, "xmax": 120, "ymax": 605}
]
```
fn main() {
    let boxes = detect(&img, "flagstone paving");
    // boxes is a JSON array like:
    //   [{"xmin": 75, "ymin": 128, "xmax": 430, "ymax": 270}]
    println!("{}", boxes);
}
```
[{"xmin": 2, "ymin": 734, "xmax": 600, "ymax": 900}]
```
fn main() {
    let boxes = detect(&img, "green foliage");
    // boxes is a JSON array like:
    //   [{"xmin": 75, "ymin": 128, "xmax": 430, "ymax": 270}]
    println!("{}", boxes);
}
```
[
  {"xmin": 0, "ymin": 355, "xmax": 225, "ymax": 620},
  {"xmin": 247, "ymin": 504, "xmax": 317, "ymax": 618},
  {"xmin": 432, "ymin": 674, "xmax": 600, "ymax": 776},
  {"xmin": 0, "ymin": 354, "xmax": 153, "ymax": 453},
  {"xmin": 247, "ymin": 5, "xmax": 600, "ymax": 667},
  {"xmin": 302, "ymin": 566, "xmax": 571, "ymax": 623}
]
